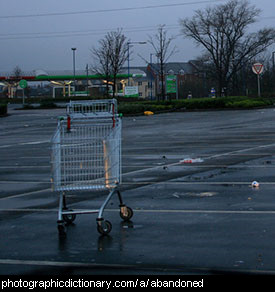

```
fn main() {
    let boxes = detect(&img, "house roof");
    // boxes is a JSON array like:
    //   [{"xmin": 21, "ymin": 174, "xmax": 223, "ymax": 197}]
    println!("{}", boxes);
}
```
[
  {"xmin": 120, "ymin": 67, "xmax": 147, "ymax": 77},
  {"xmin": 148, "ymin": 62, "xmax": 197, "ymax": 75}
]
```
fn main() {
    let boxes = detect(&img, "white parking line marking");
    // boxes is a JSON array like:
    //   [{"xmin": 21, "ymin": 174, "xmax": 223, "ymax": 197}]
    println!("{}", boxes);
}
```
[
  {"xmin": 0, "ymin": 140, "xmax": 49, "ymax": 148},
  {"xmin": 0, "ymin": 259, "xmax": 134, "ymax": 269},
  {"xmin": 0, "ymin": 188, "xmax": 51, "ymax": 201},
  {"xmin": 0, "ymin": 208, "xmax": 275, "ymax": 215},
  {"xmin": 0, "ymin": 258, "xmax": 274, "ymax": 274}
]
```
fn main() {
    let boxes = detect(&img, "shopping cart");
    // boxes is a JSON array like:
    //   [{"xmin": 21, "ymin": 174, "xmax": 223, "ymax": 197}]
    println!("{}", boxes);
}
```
[{"xmin": 51, "ymin": 99, "xmax": 133, "ymax": 236}]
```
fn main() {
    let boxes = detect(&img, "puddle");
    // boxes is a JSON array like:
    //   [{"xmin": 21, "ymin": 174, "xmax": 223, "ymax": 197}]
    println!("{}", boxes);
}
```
[
  {"xmin": 133, "ymin": 154, "xmax": 184, "ymax": 160},
  {"xmin": 172, "ymin": 192, "xmax": 217, "ymax": 198},
  {"xmin": 121, "ymin": 222, "xmax": 143, "ymax": 229},
  {"xmin": 132, "ymin": 177, "xmax": 156, "ymax": 182}
]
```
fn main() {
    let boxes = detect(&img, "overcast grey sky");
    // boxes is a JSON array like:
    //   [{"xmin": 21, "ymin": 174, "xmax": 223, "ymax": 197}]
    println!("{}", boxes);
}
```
[{"xmin": 0, "ymin": 0, "xmax": 274, "ymax": 73}]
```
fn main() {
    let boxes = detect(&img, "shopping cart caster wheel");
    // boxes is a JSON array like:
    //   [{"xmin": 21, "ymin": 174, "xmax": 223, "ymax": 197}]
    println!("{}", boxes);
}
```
[
  {"xmin": 62, "ymin": 213, "xmax": 76, "ymax": 224},
  {"xmin": 97, "ymin": 220, "xmax": 112, "ymax": 235},
  {"xmin": 57, "ymin": 223, "xmax": 66, "ymax": 236},
  {"xmin": 120, "ymin": 206, "xmax": 133, "ymax": 221}
]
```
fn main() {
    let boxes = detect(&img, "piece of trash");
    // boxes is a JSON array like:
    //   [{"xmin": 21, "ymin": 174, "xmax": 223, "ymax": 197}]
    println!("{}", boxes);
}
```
[
  {"xmin": 251, "ymin": 181, "xmax": 260, "ymax": 188},
  {"xmin": 180, "ymin": 158, "xmax": 204, "ymax": 164},
  {"xmin": 234, "ymin": 260, "xmax": 244, "ymax": 267},
  {"xmin": 199, "ymin": 192, "xmax": 216, "ymax": 197},
  {"xmin": 144, "ymin": 111, "xmax": 154, "ymax": 115},
  {"xmin": 181, "ymin": 159, "xmax": 193, "ymax": 163}
]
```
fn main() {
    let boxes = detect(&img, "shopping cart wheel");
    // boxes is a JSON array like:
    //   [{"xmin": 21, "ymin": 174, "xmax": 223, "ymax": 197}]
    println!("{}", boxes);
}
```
[
  {"xmin": 97, "ymin": 220, "xmax": 112, "ymax": 235},
  {"xmin": 120, "ymin": 206, "xmax": 133, "ymax": 221},
  {"xmin": 62, "ymin": 213, "xmax": 76, "ymax": 224}
]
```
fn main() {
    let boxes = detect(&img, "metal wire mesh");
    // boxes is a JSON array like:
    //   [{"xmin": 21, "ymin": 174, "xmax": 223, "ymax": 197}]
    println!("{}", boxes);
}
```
[
  {"xmin": 66, "ymin": 99, "xmax": 117, "ymax": 119},
  {"xmin": 51, "ymin": 117, "xmax": 121, "ymax": 192}
]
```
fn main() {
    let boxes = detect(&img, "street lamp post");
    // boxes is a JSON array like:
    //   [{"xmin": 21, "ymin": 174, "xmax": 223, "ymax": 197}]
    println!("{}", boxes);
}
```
[
  {"xmin": 150, "ymin": 53, "xmax": 154, "ymax": 100},
  {"xmin": 71, "ymin": 48, "xmax": 76, "ymax": 96},
  {"xmin": 127, "ymin": 41, "xmax": 146, "ymax": 86},
  {"xmin": 272, "ymin": 51, "xmax": 275, "ymax": 94},
  {"xmin": 272, "ymin": 51, "xmax": 275, "ymax": 74},
  {"xmin": 86, "ymin": 64, "xmax": 89, "ymax": 97}
]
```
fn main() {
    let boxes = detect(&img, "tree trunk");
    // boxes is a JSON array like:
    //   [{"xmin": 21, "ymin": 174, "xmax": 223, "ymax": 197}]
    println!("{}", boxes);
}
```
[
  {"xmin": 112, "ymin": 75, "xmax": 117, "ymax": 98},
  {"xmin": 160, "ymin": 59, "xmax": 165, "ymax": 101}
]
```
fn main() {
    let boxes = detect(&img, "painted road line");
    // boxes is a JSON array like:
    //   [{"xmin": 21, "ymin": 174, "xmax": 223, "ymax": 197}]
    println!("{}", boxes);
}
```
[
  {"xmin": 0, "ymin": 140, "xmax": 49, "ymax": 149},
  {"xmin": 0, "ymin": 188, "xmax": 51, "ymax": 201},
  {"xmin": 0, "ymin": 208, "xmax": 56, "ymax": 212},
  {"xmin": 0, "ymin": 259, "xmax": 135, "ymax": 269},
  {"xmin": 0, "ymin": 166, "xmax": 50, "ymax": 169},
  {"xmin": 0, "ymin": 258, "xmax": 274, "ymax": 275},
  {"xmin": 1, "ymin": 208, "xmax": 275, "ymax": 216},
  {"xmin": 131, "ymin": 209, "xmax": 275, "ymax": 215},
  {"xmin": 0, "ymin": 181, "xmax": 49, "ymax": 183}
]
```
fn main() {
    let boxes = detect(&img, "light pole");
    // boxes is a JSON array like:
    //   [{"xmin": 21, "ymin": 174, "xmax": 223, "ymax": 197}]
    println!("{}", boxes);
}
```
[
  {"xmin": 150, "ymin": 53, "xmax": 154, "ymax": 100},
  {"xmin": 71, "ymin": 48, "xmax": 76, "ymax": 96},
  {"xmin": 86, "ymin": 64, "xmax": 89, "ymax": 97},
  {"xmin": 272, "ymin": 51, "xmax": 275, "ymax": 94},
  {"xmin": 127, "ymin": 41, "xmax": 146, "ymax": 86},
  {"xmin": 272, "ymin": 51, "xmax": 275, "ymax": 74}
]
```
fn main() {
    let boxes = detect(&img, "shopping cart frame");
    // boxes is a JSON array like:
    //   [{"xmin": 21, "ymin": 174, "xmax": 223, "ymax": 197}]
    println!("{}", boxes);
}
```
[{"xmin": 51, "ymin": 99, "xmax": 133, "ymax": 236}]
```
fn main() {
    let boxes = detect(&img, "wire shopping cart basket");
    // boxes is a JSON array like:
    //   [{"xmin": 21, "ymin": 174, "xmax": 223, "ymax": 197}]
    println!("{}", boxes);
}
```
[{"xmin": 51, "ymin": 99, "xmax": 133, "ymax": 236}]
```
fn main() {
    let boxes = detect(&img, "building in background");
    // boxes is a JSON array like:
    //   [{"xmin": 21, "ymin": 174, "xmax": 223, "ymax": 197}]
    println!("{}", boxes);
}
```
[
  {"xmin": 0, "ymin": 62, "xmax": 202, "ymax": 99},
  {"xmin": 147, "ymin": 61, "xmax": 200, "ymax": 99}
]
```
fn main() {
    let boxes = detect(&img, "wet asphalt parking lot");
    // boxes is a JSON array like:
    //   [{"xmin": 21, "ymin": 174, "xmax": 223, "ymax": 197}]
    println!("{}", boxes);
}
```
[{"xmin": 1, "ymin": 104, "xmax": 275, "ymax": 274}]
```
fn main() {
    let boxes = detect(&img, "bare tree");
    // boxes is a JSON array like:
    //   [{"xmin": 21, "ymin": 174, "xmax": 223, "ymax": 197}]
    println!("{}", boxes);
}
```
[
  {"xmin": 107, "ymin": 29, "xmax": 129, "ymax": 98},
  {"xmin": 147, "ymin": 25, "xmax": 177, "ymax": 100},
  {"xmin": 12, "ymin": 65, "xmax": 23, "ymax": 98},
  {"xmin": 13, "ymin": 65, "xmax": 22, "ymax": 79},
  {"xmin": 91, "ymin": 38, "xmax": 112, "ymax": 97},
  {"xmin": 91, "ymin": 29, "xmax": 129, "ymax": 98},
  {"xmin": 180, "ymin": 0, "xmax": 275, "ymax": 96}
]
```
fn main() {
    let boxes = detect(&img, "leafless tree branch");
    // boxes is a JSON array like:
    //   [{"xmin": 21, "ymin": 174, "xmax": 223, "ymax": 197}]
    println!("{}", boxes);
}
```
[
  {"xmin": 146, "ymin": 25, "xmax": 178, "ymax": 100},
  {"xmin": 180, "ymin": 0, "xmax": 275, "ymax": 96}
]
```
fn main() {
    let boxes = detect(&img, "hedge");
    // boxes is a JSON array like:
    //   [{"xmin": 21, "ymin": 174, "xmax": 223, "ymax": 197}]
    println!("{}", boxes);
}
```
[
  {"xmin": 0, "ymin": 96, "xmax": 143, "ymax": 104},
  {"xmin": 168, "ymin": 96, "xmax": 273, "ymax": 110},
  {"xmin": 39, "ymin": 100, "xmax": 57, "ymax": 108},
  {"xmin": 118, "ymin": 103, "xmax": 174, "ymax": 115},
  {"xmin": 2, "ymin": 96, "xmax": 273, "ymax": 116}
]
